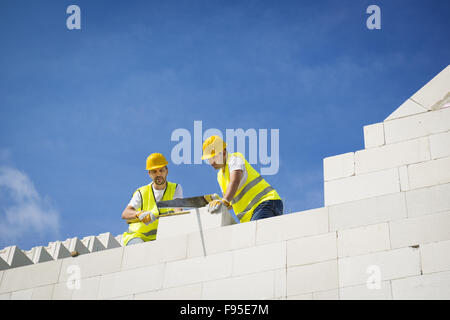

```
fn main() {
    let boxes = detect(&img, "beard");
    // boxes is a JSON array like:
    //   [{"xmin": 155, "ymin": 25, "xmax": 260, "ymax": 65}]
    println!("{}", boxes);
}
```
[{"xmin": 154, "ymin": 177, "xmax": 166, "ymax": 185}]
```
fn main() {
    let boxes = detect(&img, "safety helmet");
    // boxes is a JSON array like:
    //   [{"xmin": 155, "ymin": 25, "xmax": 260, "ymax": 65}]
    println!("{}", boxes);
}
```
[
  {"xmin": 201, "ymin": 135, "xmax": 227, "ymax": 160},
  {"xmin": 146, "ymin": 153, "xmax": 168, "ymax": 170}
]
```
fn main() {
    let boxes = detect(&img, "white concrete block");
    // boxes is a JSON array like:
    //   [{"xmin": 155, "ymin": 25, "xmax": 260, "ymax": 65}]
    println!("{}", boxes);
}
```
[
  {"xmin": 406, "ymin": 183, "xmax": 450, "ymax": 218},
  {"xmin": 232, "ymin": 241, "xmax": 286, "ymax": 276},
  {"xmin": 337, "ymin": 223, "xmax": 391, "ymax": 258},
  {"xmin": 287, "ymin": 293, "xmax": 313, "ymax": 300},
  {"xmin": 385, "ymin": 99, "xmax": 428, "ymax": 121},
  {"xmin": 389, "ymin": 211, "xmax": 450, "ymax": 248},
  {"xmin": 0, "ymin": 292, "xmax": 11, "ymax": 300},
  {"xmin": 135, "ymin": 284, "xmax": 202, "ymax": 300},
  {"xmin": 202, "ymin": 269, "xmax": 283, "ymax": 300},
  {"xmin": 122, "ymin": 235, "xmax": 187, "ymax": 271},
  {"xmin": 81, "ymin": 236, "xmax": 106, "ymax": 253},
  {"xmin": 340, "ymin": 281, "xmax": 392, "ymax": 300},
  {"xmin": 72, "ymin": 276, "xmax": 101, "ymax": 300},
  {"xmin": 10, "ymin": 288, "xmax": 33, "ymax": 300},
  {"xmin": 97, "ymin": 263, "xmax": 165, "ymax": 299},
  {"xmin": 324, "ymin": 168, "xmax": 400, "ymax": 206},
  {"xmin": 287, "ymin": 232, "xmax": 337, "ymax": 267},
  {"xmin": 274, "ymin": 268, "xmax": 287, "ymax": 299},
  {"xmin": 51, "ymin": 282, "xmax": 73, "ymax": 300},
  {"xmin": 256, "ymin": 208, "xmax": 328, "ymax": 245},
  {"xmin": 287, "ymin": 260, "xmax": 339, "ymax": 297},
  {"xmin": 312, "ymin": 289, "xmax": 339, "ymax": 300},
  {"xmin": 429, "ymin": 131, "xmax": 450, "ymax": 160},
  {"xmin": 384, "ymin": 107, "xmax": 450, "ymax": 144},
  {"xmin": 410, "ymin": 65, "xmax": 450, "ymax": 110},
  {"xmin": 355, "ymin": 137, "xmax": 431, "ymax": 175},
  {"xmin": 96, "ymin": 232, "xmax": 121, "ymax": 249},
  {"xmin": 392, "ymin": 270, "xmax": 450, "ymax": 299},
  {"xmin": 363, "ymin": 123, "xmax": 385, "ymax": 148},
  {"xmin": 157, "ymin": 207, "xmax": 222, "ymax": 240},
  {"xmin": 408, "ymin": 157, "xmax": 450, "ymax": 190},
  {"xmin": 187, "ymin": 221, "xmax": 256, "ymax": 258},
  {"xmin": 0, "ymin": 246, "xmax": 33, "ymax": 269},
  {"xmin": 115, "ymin": 234, "xmax": 123, "ymax": 247},
  {"xmin": 62, "ymin": 237, "xmax": 89, "ymax": 255},
  {"xmin": 420, "ymin": 240, "xmax": 450, "ymax": 274},
  {"xmin": 329, "ymin": 192, "xmax": 407, "ymax": 231},
  {"xmin": 45, "ymin": 241, "xmax": 71, "ymax": 260},
  {"xmin": 0, "ymin": 258, "xmax": 9, "ymax": 271},
  {"xmin": 24, "ymin": 246, "xmax": 53, "ymax": 264},
  {"xmin": 109, "ymin": 295, "xmax": 134, "ymax": 300},
  {"xmin": 163, "ymin": 252, "xmax": 233, "ymax": 289},
  {"xmin": 59, "ymin": 247, "xmax": 124, "ymax": 283},
  {"xmin": 31, "ymin": 285, "xmax": 54, "ymax": 300},
  {"xmin": 323, "ymin": 152, "xmax": 355, "ymax": 181},
  {"xmin": 0, "ymin": 259, "xmax": 62, "ymax": 294},
  {"xmin": 398, "ymin": 165, "xmax": 410, "ymax": 191},
  {"xmin": 338, "ymin": 247, "xmax": 421, "ymax": 288}
]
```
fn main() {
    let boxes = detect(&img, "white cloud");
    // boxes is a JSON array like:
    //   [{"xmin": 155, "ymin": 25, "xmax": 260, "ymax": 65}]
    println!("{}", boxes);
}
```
[{"xmin": 0, "ymin": 166, "xmax": 60, "ymax": 245}]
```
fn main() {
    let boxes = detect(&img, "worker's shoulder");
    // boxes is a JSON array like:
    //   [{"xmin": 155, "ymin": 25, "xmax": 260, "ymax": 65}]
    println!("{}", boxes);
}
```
[
  {"xmin": 132, "ymin": 183, "xmax": 151, "ymax": 194},
  {"xmin": 230, "ymin": 151, "xmax": 245, "ymax": 158},
  {"xmin": 229, "ymin": 152, "xmax": 247, "ymax": 162},
  {"xmin": 167, "ymin": 181, "xmax": 182, "ymax": 189}
]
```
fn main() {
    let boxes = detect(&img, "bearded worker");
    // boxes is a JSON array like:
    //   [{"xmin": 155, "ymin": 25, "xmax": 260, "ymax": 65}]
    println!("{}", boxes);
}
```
[{"xmin": 121, "ymin": 153, "xmax": 183, "ymax": 246}]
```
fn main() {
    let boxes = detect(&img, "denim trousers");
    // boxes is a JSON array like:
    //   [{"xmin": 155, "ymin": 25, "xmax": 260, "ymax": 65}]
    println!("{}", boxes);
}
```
[
  {"xmin": 250, "ymin": 199, "xmax": 283, "ymax": 221},
  {"xmin": 126, "ymin": 237, "xmax": 145, "ymax": 246}
]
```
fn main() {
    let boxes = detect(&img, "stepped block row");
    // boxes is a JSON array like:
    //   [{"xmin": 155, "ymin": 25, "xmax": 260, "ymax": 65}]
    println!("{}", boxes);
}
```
[
  {"xmin": 0, "ymin": 206, "xmax": 226, "ymax": 271},
  {"xmin": 1, "ymin": 203, "xmax": 449, "ymax": 300},
  {"xmin": 324, "ymin": 150, "xmax": 450, "ymax": 206},
  {"xmin": 364, "ymin": 107, "xmax": 450, "ymax": 151},
  {"xmin": 0, "ymin": 205, "xmax": 225, "ymax": 271},
  {"xmin": 0, "ymin": 232, "xmax": 122, "ymax": 271},
  {"xmin": 386, "ymin": 64, "xmax": 450, "ymax": 121},
  {"xmin": 325, "ymin": 126, "xmax": 450, "ymax": 185}
]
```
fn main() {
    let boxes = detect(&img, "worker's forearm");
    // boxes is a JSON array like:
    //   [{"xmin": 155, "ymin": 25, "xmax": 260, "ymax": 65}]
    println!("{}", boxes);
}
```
[
  {"xmin": 223, "ymin": 179, "xmax": 240, "ymax": 202},
  {"xmin": 122, "ymin": 207, "xmax": 139, "ymax": 220},
  {"xmin": 223, "ymin": 170, "xmax": 243, "ymax": 202}
]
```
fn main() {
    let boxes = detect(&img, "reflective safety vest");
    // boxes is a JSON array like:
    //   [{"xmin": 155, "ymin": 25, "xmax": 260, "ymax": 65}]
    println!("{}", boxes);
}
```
[
  {"xmin": 122, "ymin": 182, "xmax": 178, "ymax": 246},
  {"xmin": 218, "ymin": 152, "xmax": 281, "ymax": 223}
]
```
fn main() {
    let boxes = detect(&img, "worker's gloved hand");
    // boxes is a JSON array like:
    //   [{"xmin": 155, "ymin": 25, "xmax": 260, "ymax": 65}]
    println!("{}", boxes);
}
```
[
  {"xmin": 207, "ymin": 199, "xmax": 232, "ymax": 214},
  {"xmin": 136, "ymin": 211, "xmax": 158, "ymax": 225}
]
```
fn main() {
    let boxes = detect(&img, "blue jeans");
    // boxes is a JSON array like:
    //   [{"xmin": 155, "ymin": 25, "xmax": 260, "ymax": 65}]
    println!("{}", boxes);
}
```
[
  {"xmin": 250, "ymin": 200, "xmax": 283, "ymax": 221},
  {"xmin": 126, "ymin": 237, "xmax": 145, "ymax": 246}
]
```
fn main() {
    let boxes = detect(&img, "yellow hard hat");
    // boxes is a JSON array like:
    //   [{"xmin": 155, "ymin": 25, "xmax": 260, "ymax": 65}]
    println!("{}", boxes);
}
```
[
  {"xmin": 202, "ymin": 135, "xmax": 227, "ymax": 160},
  {"xmin": 146, "ymin": 153, "xmax": 168, "ymax": 170}
]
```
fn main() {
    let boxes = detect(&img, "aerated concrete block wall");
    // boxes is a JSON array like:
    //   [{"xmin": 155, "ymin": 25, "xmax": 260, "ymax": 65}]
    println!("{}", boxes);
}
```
[{"xmin": 0, "ymin": 65, "xmax": 449, "ymax": 300}]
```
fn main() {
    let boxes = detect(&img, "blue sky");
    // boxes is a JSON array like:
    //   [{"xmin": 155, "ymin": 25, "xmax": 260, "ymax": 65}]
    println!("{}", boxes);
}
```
[{"xmin": 0, "ymin": 0, "xmax": 449, "ymax": 250}]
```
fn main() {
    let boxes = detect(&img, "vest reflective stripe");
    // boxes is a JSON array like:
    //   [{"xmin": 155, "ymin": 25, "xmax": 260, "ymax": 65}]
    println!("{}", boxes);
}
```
[
  {"xmin": 236, "ymin": 186, "xmax": 275, "ymax": 220},
  {"xmin": 231, "ymin": 175, "xmax": 264, "ymax": 205},
  {"xmin": 126, "ymin": 227, "xmax": 158, "ymax": 237},
  {"xmin": 122, "ymin": 182, "xmax": 177, "ymax": 246},
  {"xmin": 142, "ymin": 229, "xmax": 158, "ymax": 237},
  {"xmin": 218, "ymin": 152, "xmax": 281, "ymax": 223}
]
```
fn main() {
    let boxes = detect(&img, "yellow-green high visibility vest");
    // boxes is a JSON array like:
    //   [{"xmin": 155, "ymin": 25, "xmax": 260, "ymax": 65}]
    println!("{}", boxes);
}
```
[
  {"xmin": 217, "ymin": 152, "xmax": 281, "ymax": 223},
  {"xmin": 122, "ymin": 182, "xmax": 177, "ymax": 246}
]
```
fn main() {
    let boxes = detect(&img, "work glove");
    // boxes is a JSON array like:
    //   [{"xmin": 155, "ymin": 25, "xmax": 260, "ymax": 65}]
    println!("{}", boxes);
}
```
[
  {"xmin": 207, "ymin": 198, "xmax": 232, "ymax": 214},
  {"xmin": 136, "ymin": 211, "xmax": 158, "ymax": 225}
]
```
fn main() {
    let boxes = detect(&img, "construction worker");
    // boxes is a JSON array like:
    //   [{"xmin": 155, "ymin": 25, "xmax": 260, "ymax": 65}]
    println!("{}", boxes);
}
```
[
  {"xmin": 121, "ymin": 153, "xmax": 183, "ymax": 246},
  {"xmin": 202, "ymin": 135, "xmax": 283, "ymax": 222}
]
